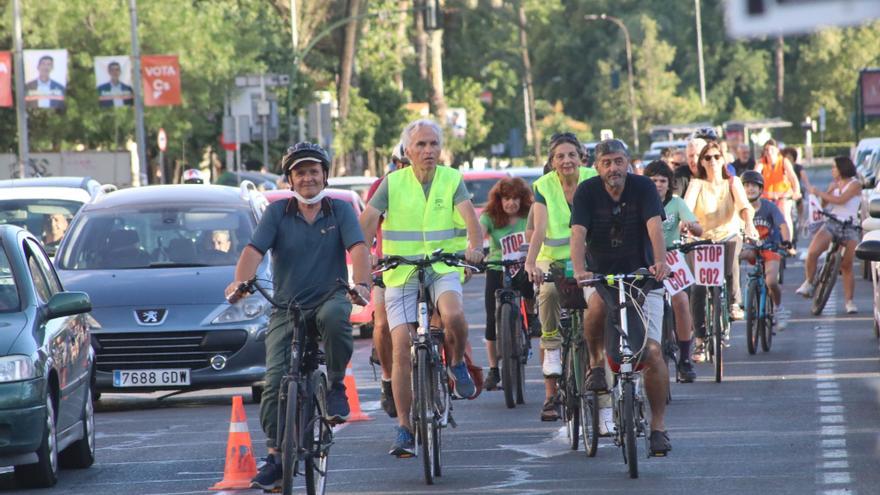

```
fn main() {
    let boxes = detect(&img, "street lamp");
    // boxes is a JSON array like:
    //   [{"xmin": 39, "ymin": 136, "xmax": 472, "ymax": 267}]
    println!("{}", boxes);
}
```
[{"xmin": 584, "ymin": 13, "xmax": 639, "ymax": 153}]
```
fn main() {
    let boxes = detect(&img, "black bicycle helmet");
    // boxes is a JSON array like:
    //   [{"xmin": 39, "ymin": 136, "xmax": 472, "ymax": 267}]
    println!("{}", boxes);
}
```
[
  {"xmin": 741, "ymin": 170, "xmax": 764, "ymax": 188},
  {"xmin": 282, "ymin": 142, "xmax": 331, "ymax": 176}
]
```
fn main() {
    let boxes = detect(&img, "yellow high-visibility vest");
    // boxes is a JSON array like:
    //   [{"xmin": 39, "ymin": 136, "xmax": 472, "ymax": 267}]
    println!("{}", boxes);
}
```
[
  {"xmin": 382, "ymin": 165, "xmax": 466, "ymax": 287},
  {"xmin": 533, "ymin": 166, "xmax": 597, "ymax": 262}
]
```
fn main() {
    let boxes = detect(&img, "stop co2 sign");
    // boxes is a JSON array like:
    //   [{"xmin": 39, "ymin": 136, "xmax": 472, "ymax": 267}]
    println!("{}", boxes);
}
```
[{"xmin": 157, "ymin": 128, "xmax": 167, "ymax": 152}]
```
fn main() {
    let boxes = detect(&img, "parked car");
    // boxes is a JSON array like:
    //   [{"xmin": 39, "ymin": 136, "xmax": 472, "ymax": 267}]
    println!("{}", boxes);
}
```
[
  {"xmin": 328, "ymin": 176, "xmax": 376, "ymax": 203},
  {"xmin": 263, "ymin": 188, "xmax": 374, "ymax": 337},
  {"xmin": 216, "ymin": 171, "xmax": 280, "ymax": 191},
  {"xmin": 855, "ymin": 194, "xmax": 880, "ymax": 345},
  {"xmin": 0, "ymin": 225, "xmax": 95, "ymax": 487},
  {"xmin": 0, "ymin": 187, "xmax": 96, "ymax": 257},
  {"xmin": 853, "ymin": 137, "xmax": 880, "ymax": 173},
  {"xmin": 0, "ymin": 176, "xmax": 110, "ymax": 197},
  {"xmin": 54, "ymin": 183, "xmax": 271, "ymax": 402},
  {"xmin": 505, "ymin": 166, "xmax": 545, "ymax": 187},
  {"xmin": 462, "ymin": 170, "xmax": 508, "ymax": 216}
]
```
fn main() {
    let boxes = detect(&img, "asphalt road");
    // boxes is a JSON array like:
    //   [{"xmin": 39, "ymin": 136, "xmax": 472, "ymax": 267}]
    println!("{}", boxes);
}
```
[{"xmin": 2, "ymin": 254, "xmax": 878, "ymax": 495}]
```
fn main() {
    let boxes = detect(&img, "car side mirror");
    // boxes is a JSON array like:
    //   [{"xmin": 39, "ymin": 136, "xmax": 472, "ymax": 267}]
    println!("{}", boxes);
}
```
[
  {"xmin": 46, "ymin": 291, "xmax": 92, "ymax": 319},
  {"xmin": 870, "ymin": 196, "xmax": 880, "ymax": 219},
  {"xmin": 855, "ymin": 240, "xmax": 880, "ymax": 263}
]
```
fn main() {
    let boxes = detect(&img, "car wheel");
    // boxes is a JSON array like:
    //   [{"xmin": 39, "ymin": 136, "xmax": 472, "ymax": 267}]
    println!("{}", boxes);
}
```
[
  {"xmin": 14, "ymin": 394, "xmax": 59, "ymax": 488},
  {"xmin": 60, "ymin": 386, "xmax": 96, "ymax": 469},
  {"xmin": 251, "ymin": 384, "xmax": 263, "ymax": 404}
]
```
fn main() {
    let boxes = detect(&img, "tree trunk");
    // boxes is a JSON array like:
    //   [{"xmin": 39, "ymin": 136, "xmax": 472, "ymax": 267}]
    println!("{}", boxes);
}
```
[
  {"xmin": 515, "ymin": 0, "xmax": 540, "ymax": 162},
  {"xmin": 775, "ymin": 35, "xmax": 784, "ymax": 117},
  {"xmin": 336, "ymin": 0, "xmax": 362, "ymax": 176},
  {"xmin": 395, "ymin": 0, "xmax": 408, "ymax": 92},
  {"xmin": 414, "ymin": 0, "xmax": 429, "ymax": 85}
]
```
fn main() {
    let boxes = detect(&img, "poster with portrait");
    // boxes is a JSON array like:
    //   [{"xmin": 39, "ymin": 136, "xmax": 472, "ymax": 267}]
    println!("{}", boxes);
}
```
[
  {"xmin": 23, "ymin": 49, "xmax": 67, "ymax": 110},
  {"xmin": 94, "ymin": 56, "xmax": 134, "ymax": 108}
]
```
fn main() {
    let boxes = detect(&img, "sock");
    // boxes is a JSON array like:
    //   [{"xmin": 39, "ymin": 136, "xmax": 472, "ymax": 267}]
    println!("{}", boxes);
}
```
[
  {"xmin": 490, "ymin": 367, "xmax": 499, "ymax": 372},
  {"xmin": 382, "ymin": 377, "xmax": 391, "ymax": 383},
  {"xmin": 678, "ymin": 340, "xmax": 692, "ymax": 362}
]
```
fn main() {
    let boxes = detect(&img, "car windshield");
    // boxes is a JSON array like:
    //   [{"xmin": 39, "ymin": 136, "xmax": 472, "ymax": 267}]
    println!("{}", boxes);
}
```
[
  {"xmin": 0, "ymin": 199, "xmax": 82, "ymax": 256},
  {"xmin": 57, "ymin": 204, "xmax": 255, "ymax": 270},
  {"xmin": 0, "ymin": 245, "xmax": 20, "ymax": 313},
  {"xmin": 465, "ymin": 178, "xmax": 502, "ymax": 208}
]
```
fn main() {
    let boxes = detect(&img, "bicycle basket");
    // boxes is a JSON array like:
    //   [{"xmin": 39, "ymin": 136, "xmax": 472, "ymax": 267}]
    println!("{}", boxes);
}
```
[{"xmin": 550, "ymin": 266, "xmax": 587, "ymax": 309}]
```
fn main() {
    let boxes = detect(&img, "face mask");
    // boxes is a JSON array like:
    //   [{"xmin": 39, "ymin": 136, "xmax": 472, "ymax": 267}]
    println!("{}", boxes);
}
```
[{"xmin": 291, "ymin": 189, "xmax": 327, "ymax": 205}]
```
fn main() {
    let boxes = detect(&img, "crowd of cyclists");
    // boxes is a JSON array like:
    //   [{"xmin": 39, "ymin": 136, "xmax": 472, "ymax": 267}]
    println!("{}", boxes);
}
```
[{"xmin": 225, "ymin": 118, "xmax": 863, "ymax": 490}]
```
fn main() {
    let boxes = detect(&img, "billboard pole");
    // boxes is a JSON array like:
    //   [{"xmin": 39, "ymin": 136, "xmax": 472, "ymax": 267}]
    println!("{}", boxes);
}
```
[
  {"xmin": 128, "ymin": 0, "xmax": 147, "ymax": 186},
  {"xmin": 12, "ymin": 0, "xmax": 29, "ymax": 178}
]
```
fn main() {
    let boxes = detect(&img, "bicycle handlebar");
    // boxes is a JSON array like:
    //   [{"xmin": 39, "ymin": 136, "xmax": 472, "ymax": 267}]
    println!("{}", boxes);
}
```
[
  {"xmin": 667, "ymin": 239, "xmax": 713, "ymax": 254},
  {"xmin": 227, "ymin": 277, "xmax": 368, "ymax": 308},
  {"xmin": 818, "ymin": 209, "xmax": 862, "ymax": 231},
  {"xmin": 373, "ymin": 250, "xmax": 479, "ymax": 274},
  {"xmin": 578, "ymin": 267, "xmax": 656, "ymax": 287}
]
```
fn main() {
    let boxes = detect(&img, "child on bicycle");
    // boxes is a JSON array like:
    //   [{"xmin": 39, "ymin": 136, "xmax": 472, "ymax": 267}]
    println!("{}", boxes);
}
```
[
  {"xmin": 480, "ymin": 177, "xmax": 537, "ymax": 391},
  {"xmin": 740, "ymin": 170, "xmax": 791, "ymax": 329},
  {"xmin": 644, "ymin": 161, "xmax": 703, "ymax": 382}
]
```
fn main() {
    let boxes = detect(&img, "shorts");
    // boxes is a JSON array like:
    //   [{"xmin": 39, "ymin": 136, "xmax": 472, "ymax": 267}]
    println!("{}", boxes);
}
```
[
  {"xmin": 743, "ymin": 245, "xmax": 781, "ymax": 264},
  {"xmin": 385, "ymin": 271, "xmax": 462, "ymax": 330},
  {"xmin": 823, "ymin": 221, "xmax": 860, "ymax": 243},
  {"xmin": 643, "ymin": 288, "xmax": 664, "ymax": 344}
]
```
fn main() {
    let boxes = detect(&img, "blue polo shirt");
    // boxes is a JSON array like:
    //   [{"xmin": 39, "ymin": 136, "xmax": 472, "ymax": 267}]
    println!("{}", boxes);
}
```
[{"xmin": 249, "ymin": 198, "xmax": 364, "ymax": 308}]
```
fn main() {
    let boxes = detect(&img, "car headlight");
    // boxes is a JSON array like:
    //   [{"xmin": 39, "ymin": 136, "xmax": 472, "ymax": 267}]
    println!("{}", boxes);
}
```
[
  {"xmin": 211, "ymin": 293, "xmax": 271, "ymax": 324},
  {"xmin": 0, "ymin": 355, "xmax": 36, "ymax": 383}
]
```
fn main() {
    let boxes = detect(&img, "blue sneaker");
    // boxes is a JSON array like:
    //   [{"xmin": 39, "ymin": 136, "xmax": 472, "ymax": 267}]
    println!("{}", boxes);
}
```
[
  {"xmin": 326, "ymin": 382, "xmax": 350, "ymax": 423},
  {"xmin": 388, "ymin": 426, "xmax": 415, "ymax": 458},
  {"xmin": 448, "ymin": 361, "xmax": 476, "ymax": 399},
  {"xmin": 250, "ymin": 453, "xmax": 282, "ymax": 490}
]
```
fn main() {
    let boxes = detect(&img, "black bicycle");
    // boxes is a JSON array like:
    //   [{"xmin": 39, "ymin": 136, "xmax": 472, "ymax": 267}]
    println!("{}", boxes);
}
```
[
  {"xmin": 372, "ymin": 250, "xmax": 476, "ymax": 485},
  {"xmin": 811, "ymin": 210, "xmax": 862, "ymax": 315},
  {"xmin": 481, "ymin": 259, "xmax": 532, "ymax": 409},
  {"xmin": 228, "ymin": 278, "xmax": 367, "ymax": 495}
]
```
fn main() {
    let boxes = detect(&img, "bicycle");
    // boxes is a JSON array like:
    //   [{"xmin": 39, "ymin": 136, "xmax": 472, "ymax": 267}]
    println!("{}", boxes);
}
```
[
  {"xmin": 582, "ymin": 268, "xmax": 663, "ymax": 479},
  {"xmin": 743, "ymin": 240, "xmax": 788, "ymax": 354},
  {"xmin": 228, "ymin": 278, "xmax": 367, "ymax": 495},
  {"xmin": 480, "ymin": 259, "xmax": 532, "ymax": 409},
  {"xmin": 692, "ymin": 239, "xmax": 732, "ymax": 383},
  {"xmin": 544, "ymin": 267, "xmax": 597, "ymax": 457},
  {"xmin": 810, "ymin": 210, "xmax": 862, "ymax": 315},
  {"xmin": 372, "ymin": 250, "xmax": 476, "ymax": 485}
]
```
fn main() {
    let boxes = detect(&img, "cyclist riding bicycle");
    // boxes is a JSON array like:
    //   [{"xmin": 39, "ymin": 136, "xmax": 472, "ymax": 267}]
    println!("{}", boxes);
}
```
[
  {"xmin": 756, "ymin": 139, "xmax": 801, "ymax": 244},
  {"xmin": 796, "ymin": 156, "xmax": 862, "ymax": 314},
  {"xmin": 569, "ymin": 138, "xmax": 673, "ymax": 456},
  {"xmin": 524, "ymin": 132, "xmax": 598, "ymax": 422},
  {"xmin": 366, "ymin": 141, "xmax": 411, "ymax": 419},
  {"xmin": 224, "ymin": 142, "xmax": 372, "ymax": 491},
  {"xmin": 643, "ymin": 160, "xmax": 703, "ymax": 382},
  {"xmin": 480, "ymin": 176, "xmax": 537, "ymax": 391},
  {"xmin": 360, "ymin": 119, "xmax": 484, "ymax": 458},
  {"xmin": 685, "ymin": 140, "xmax": 757, "ymax": 355},
  {"xmin": 740, "ymin": 170, "xmax": 792, "ymax": 329}
]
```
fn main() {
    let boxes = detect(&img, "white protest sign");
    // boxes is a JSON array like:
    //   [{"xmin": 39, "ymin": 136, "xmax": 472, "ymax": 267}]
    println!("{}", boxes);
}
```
[
  {"xmin": 807, "ymin": 194, "xmax": 824, "ymax": 227},
  {"xmin": 694, "ymin": 244, "xmax": 725, "ymax": 287},
  {"xmin": 499, "ymin": 231, "xmax": 527, "ymax": 276},
  {"xmin": 663, "ymin": 249, "xmax": 695, "ymax": 296}
]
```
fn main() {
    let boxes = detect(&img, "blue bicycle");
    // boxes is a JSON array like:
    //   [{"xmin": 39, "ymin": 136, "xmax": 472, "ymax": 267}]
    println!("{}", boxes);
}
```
[{"xmin": 743, "ymin": 240, "xmax": 787, "ymax": 354}]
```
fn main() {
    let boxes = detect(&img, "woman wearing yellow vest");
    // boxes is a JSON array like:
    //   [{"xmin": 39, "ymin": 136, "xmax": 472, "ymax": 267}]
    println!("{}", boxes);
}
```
[
  {"xmin": 755, "ymin": 139, "xmax": 801, "ymax": 242},
  {"xmin": 524, "ymin": 132, "xmax": 597, "ymax": 421},
  {"xmin": 360, "ymin": 120, "xmax": 484, "ymax": 457}
]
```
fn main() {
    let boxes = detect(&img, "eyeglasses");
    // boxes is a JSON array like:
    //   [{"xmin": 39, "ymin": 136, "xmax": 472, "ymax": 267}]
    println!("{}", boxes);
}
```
[
  {"xmin": 671, "ymin": 161, "xmax": 686, "ymax": 168},
  {"xmin": 702, "ymin": 154, "xmax": 724, "ymax": 162}
]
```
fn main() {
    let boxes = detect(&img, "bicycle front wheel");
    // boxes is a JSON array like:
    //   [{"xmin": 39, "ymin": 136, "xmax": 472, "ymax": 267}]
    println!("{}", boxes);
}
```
[
  {"xmin": 305, "ymin": 374, "xmax": 330, "ymax": 495},
  {"xmin": 281, "ymin": 380, "xmax": 300, "ymax": 495},
  {"xmin": 415, "ymin": 347, "xmax": 436, "ymax": 485},
  {"xmin": 564, "ymin": 346, "xmax": 580, "ymax": 451},
  {"xmin": 498, "ymin": 302, "xmax": 517, "ymax": 409},
  {"xmin": 812, "ymin": 250, "xmax": 841, "ymax": 315},
  {"xmin": 761, "ymin": 296, "xmax": 774, "ymax": 352},
  {"xmin": 579, "ymin": 390, "xmax": 599, "ymax": 457},
  {"xmin": 622, "ymin": 380, "xmax": 639, "ymax": 479},
  {"xmin": 711, "ymin": 288, "xmax": 723, "ymax": 383},
  {"xmin": 745, "ymin": 280, "xmax": 759, "ymax": 355}
]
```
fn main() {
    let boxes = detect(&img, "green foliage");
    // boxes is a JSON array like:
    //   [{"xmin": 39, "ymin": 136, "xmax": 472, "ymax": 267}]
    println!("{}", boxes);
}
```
[
  {"xmin": 333, "ymin": 87, "xmax": 379, "ymax": 154},
  {"xmin": 445, "ymin": 76, "xmax": 490, "ymax": 156}
]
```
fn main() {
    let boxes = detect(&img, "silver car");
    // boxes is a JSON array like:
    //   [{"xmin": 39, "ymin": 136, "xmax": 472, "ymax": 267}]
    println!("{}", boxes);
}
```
[{"xmin": 54, "ymin": 184, "xmax": 271, "ymax": 402}]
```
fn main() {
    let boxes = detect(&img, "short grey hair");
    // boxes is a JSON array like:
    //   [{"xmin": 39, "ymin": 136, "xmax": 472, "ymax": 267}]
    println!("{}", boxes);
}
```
[{"xmin": 400, "ymin": 119, "xmax": 444, "ymax": 151}]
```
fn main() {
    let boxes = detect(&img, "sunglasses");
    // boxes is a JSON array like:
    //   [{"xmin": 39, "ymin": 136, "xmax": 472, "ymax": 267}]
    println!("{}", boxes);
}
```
[
  {"xmin": 610, "ymin": 203, "xmax": 625, "ymax": 248},
  {"xmin": 702, "ymin": 153, "xmax": 724, "ymax": 162}
]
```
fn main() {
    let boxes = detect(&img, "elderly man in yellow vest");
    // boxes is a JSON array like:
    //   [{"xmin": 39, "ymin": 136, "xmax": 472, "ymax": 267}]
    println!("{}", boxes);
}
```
[
  {"xmin": 524, "ymin": 132, "xmax": 597, "ymax": 422},
  {"xmin": 360, "ymin": 119, "xmax": 484, "ymax": 458}
]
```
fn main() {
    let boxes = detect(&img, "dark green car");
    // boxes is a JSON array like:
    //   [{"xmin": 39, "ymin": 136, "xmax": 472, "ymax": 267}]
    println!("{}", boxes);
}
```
[{"xmin": 0, "ymin": 225, "xmax": 95, "ymax": 488}]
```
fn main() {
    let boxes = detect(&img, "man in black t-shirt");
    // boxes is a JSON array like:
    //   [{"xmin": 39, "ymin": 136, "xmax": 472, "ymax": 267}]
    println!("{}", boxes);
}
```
[
  {"xmin": 569, "ymin": 139, "xmax": 673, "ymax": 456},
  {"xmin": 731, "ymin": 143, "xmax": 756, "ymax": 176}
]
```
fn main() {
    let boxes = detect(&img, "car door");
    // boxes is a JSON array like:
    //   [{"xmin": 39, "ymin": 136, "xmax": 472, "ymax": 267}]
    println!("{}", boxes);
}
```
[{"xmin": 24, "ymin": 238, "xmax": 84, "ymax": 431}]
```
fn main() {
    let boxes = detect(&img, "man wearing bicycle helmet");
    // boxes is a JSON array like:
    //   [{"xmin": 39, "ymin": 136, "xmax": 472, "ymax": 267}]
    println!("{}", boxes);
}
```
[
  {"xmin": 741, "ymin": 170, "xmax": 791, "ymax": 330},
  {"xmin": 569, "ymin": 138, "xmax": 674, "ymax": 456},
  {"xmin": 360, "ymin": 119, "xmax": 484, "ymax": 458},
  {"xmin": 181, "ymin": 168, "xmax": 205, "ymax": 184},
  {"xmin": 225, "ymin": 142, "xmax": 372, "ymax": 490}
]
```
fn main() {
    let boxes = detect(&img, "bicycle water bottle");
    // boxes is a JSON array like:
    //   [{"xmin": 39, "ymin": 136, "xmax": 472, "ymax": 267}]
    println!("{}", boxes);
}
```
[{"xmin": 565, "ymin": 260, "xmax": 574, "ymax": 278}]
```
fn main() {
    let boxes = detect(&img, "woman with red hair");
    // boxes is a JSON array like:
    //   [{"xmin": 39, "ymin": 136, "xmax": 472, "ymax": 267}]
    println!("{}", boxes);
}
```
[{"xmin": 480, "ymin": 176, "xmax": 536, "ymax": 391}]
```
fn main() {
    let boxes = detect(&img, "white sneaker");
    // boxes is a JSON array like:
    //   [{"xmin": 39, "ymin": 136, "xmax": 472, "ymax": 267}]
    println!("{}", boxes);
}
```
[
  {"xmin": 795, "ymin": 280, "xmax": 813, "ymax": 298},
  {"xmin": 542, "ymin": 348, "xmax": 562, "ymax": 377},
  {"xmin": 775, "ymin": 306, "xmax": 788, "ymax": 331},
  {"xmin": 845, "ymin": 301, "xmax": 858, "ymax": 314},
  {"xmin": 599, "ymin": 407, "xmax": 614, "ymax": 436}
]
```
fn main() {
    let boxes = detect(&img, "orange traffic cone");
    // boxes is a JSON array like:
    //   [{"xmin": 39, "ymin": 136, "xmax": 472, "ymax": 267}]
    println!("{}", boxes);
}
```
[
  {"xmin": 210, "ymin": 395, "xmax": 258, "ymax": 490},
  {"xmin": 344, "ymin": 361, "xmax": 372, "ymax": 422}
]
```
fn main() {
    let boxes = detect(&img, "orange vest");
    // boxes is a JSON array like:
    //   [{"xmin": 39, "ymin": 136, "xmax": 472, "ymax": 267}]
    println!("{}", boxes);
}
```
[{"xmin": 761, "ymin": 155, "xmax": 790, "ymax": 197}]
